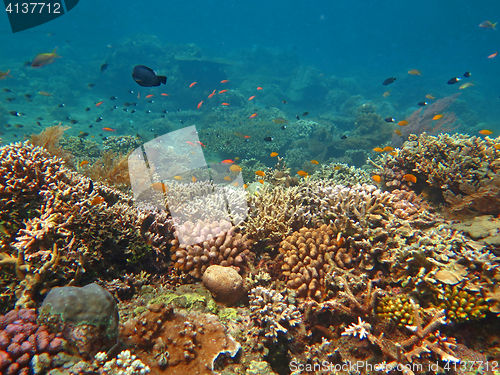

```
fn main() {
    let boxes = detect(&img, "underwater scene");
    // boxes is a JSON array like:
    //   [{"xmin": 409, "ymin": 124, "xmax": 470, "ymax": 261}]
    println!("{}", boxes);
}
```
[{"xmin": 2, "ymin": 1, "xmax": 500, "ymax": 374}]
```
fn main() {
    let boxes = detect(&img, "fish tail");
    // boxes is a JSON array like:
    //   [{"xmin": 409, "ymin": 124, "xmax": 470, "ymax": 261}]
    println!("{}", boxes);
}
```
[
  {"xmin": 159, "ymin": 76, "xmax": 167, "ymax": 85},
  {"xmin": 52, "ymin": 47, "xmax": 61, "ymax": 57}
]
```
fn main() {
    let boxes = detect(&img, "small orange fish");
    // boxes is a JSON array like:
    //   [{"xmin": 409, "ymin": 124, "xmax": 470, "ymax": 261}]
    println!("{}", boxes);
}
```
[
  {"xmin": 243, "ymin": 183, "xmax": 248, "ymax": 189},
  {"xmin": 31, "ymin": 47, "xmax": 61, "ymax": 68},
  {"xmin": 432, "ymin": 114, "xmax": 443, "ymax": 120},
  {"xmin": 395, "ymin": 129, "xmax": 402, "ymax": 136},
  {"xmin": 479, "ymin": 129, "xmax": 493, "ymax": 135},
  {"xmin": 151, "ymin": 182, "xmax": 168, "ymax": 192},
  {"xmin": 408, "ymin": 69, "xmax": 422, "ymax": 75},
  {"xmin": 310, "ymin": 160, "xmax": 319, "ymax": 165},
  {"xmin": 256, "ymin": 87, "xmax": 263, "ymax": 90},
  {"xmin": 189, "ymin": 82, "xmax": 197, "ymax": 88},
  {"xmin": 0, "ymin": 70, "xmax": 12, "ymax": 79},
  {"xmin": 398, "ymin": 120, "xmax": 409, "ymax": 126},
  {"xmin": 488, "ymin": 51, "xmax": 498, "ymax": 59},
  {"xmin": 173, "ymin": 176, "xmax": 183, "ymax": 180},
  {"xmin": 372, "ymin": 174, "xmax": 382, "ymax": 183},
  {"xmin": 186, "ymin": 141, "xmax": 195, "ymax": 146},
  {"xmin": 79, "ymin": 160, "xmax": 89, "ymax": 167},
  {"xmin": 403, "ymin": 174, "xmax": 417, "ymax": 183},
  {"xmin": 221, "ymin": 159, "xmax": 235, "ymax": 164},
  {"xmin": 249, "ymin": 113, "xmax": 257, "ymax": 119},
  {"xmin": 255, "ymin": 170, "xmax": 266, "ymax": 177},
  {"xmin": 197, "ymin": 100, "xmax": 204, "ymax": 109},
  {"xmin": 218, "ymin": 89, "xmax": 228, "ymax": 94},
  {"xmin": 90, "ymin": 196, "xmax": 105, "ymax": 205},
  {"xmin": 229, "ymin": 165, "xmax": 241, "ymax": 173},
  {"xmin": 258, "ymin": 179, "xmax": 265, "ymax": 184},
  {"xmin": 101, "ymin": 127, "xmax": 116, "ymax": 132},
  {"xmin": 221, "ymin": 103, "xmax": 230, "ymax": 106},
  {"xmin": 232, "ymin": 181, "xmax": 239, "ymax": 187},
  {"xmin": 270, "ymin": 152, "xmax": 278, "ymax": 157},
  {"xmin": 383, "ymin": 146, "xmax": 394, "ymax": 152},
  {"xmin": 161, "ymin": 93, "xmax": 169, "ymax": 96},
  {"xmin": 208, "ymin": 90, "xmax": 216, "ymax": 98},
  {"xmin": 244, "ymin": 135, "xmax": 251, "ymax": 139},
  {"xmin": 389, "ymin": 151, "xmax": 397, "ymax": 156},
  {"xmin": 38, "ymin": 91, "xmax": 52, "ymax": 96},
  {"xmin": 296, "ymin": 170, "xmax": 308, "ymax": 177},
  {"xmin": 373, "ymin": 147, "xmax": 384, "ymax": 152},
  {"xmin": 425, "ymin": 94, "xmax": 435, "ymax": 100},
  {"xmin": 224, "ymin": 176, "xmax": 231, "ymax": 181},
  {"xmin": 220, "ymin": 80, "xmax": 229, "ymax": 83},
  {"xmin": 196, "ymin": 141, "xmax": 206, "ymax": 147},
  {"xmin": 95, "ymin": 101, "xmax": 104, "ymax": 107},
  {"xmin": 145, "ymin": 94, "xmax": 154, "ymax": 98},
  {"xmin": 248, "ymin": 95, "xmax": 256, "ymax": 101},
  {"xmin": 192, "ymin": 176, "xmax": 197, "ymax": 183}
]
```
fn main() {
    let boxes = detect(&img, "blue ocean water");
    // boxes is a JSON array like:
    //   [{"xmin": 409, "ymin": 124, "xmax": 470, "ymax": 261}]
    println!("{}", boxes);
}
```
[{"xmin": 1, "ymin": 0, "xmax": 500, "ymax": 143}]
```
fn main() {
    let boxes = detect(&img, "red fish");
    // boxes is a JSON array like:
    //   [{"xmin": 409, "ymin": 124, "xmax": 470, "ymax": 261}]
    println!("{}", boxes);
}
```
[
  {"xmin": 221, "ymin": 159, "xmax": 235, "ymax": 164},
  {"xmin": 31, "ymin": 47, "xmax": 61, "ymax": 68},
  {"xmin": 221, "ymin": 103, "xmax": 230, "ymax": 106},
  {"xmin": 256, "ymin": 87, "xmax": 263, "ymax": 90},
  {"xmin": 95, "ymin": 101, "xmax": 104, "ymax": 107},
  {"xmin": 249, "ymin": 113, "xmax": 257, "ymax": 119},
  {"xmin": 186, "ymin": 141, "xmax": 195, "ymax": 146},
  {"xmin": 488, "ymin": 51, "xmax": 498, "ymax": 59},
  {"xmin": 161, "ymin": 93, "xmax": 169, "ymax": 96},
  {"xmin": 208, "ymin": 89, "xmax": 216, "ymax": 98},
  {"xmin": 189, "ymin": 82, "xmax": 197, "ymax": 88},
  {"xmin": 145, "ymin": 94, "xmax": 154, "ymax": 98},
  {"xmin": 219, "ymin": 89, "xmax": 228, "ymax": 94},
  {"xmin": 102, "ymin": 127, "xmax": 116, "ymax": 132},
  {"xmin": 197, "ymin": 100, "xmax": 204, "ymax": 109},
  {"xmin": 220, "ymin": 80, "xmax": 229, "ymax": 83},
  {"xmin": 196, "ymin": 141, "xmax": 206, "ymax": 147},
  {"xmin": 244, "ymin": 135, "xmax": 251, "ymax": 139},
  {"xmin": 248, "ymin": 95, "xmax": 256, "ymax": 100}
]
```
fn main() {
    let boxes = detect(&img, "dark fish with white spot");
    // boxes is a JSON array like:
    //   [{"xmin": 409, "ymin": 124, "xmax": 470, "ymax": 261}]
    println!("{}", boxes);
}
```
[
  {"xmin": 383, "ymin": 77, "xmax": 396, "ymax": 85},
  {"xmin": 132, "ymin": 65, "xmax": 167, "ymax": 87}
]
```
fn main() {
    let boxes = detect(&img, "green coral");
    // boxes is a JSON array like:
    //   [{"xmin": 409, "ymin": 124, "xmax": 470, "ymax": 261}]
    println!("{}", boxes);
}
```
[
  {"xmin": 376, "ymin": 295, "xmax": 419, "ymax": 326},
  {"xmin": 432, "ymin": 284, "xmax": 488, "ymax": 322}
]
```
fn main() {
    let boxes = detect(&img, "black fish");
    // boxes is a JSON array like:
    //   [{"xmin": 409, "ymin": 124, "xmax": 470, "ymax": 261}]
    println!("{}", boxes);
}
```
[
  {"xmin": 6, "ymin": 98, "xmax": 15, "ymax": 102},
  {"xmin": 296, "ymin": 115, "xmax": 300, "ymax": 120},
  {"xmin": 109, "ymin": 96, "xmax": 117, "ymax": 100},
  {"xmin": 24, "ymin": 94, "xmax": 32, "ymax": 99},
  {"xmin": 264, "ymin": 136, "xmax": 273, "ymax": 142},
  {"xmin": 340, "ymin": 134, "xmax": 348, "ymax": 139},
  {"xmin": 96, "ymin": 117, "xmax": 103, "ymax": 122},
  {"xmin": 385, "ymin": 117, "xmax": 395, "ymax": 122},
  {"xmin": 69, "ymin": 119, "xmax": 78, "ymax": 124},
  {"xmin": 281, "ymin": 125, "xmax": 287, "ymax": 130},
  {"xmin": 2, "ymin": 88, "xmax": 12, "ymax": 93},
  {"xmin": 447, "ymin": 77, "xmax": 462, "ymax": 85},
  {"xmin": 87, "ymin": 83, "xmax": 95, "ymax": 88},
  {"xmin": 132, "ymin": 65, "xmax": 167, "ymax": 87},
  {"xmin": 85, "ymin": 107, "xmax": 91, "ymax": 111},
  {"xmin": 140, "ymin": 214, "xmax": 155, "ymax": 237},
  {"xmin": 78, "ymin": 132, "xmax": 89, "ymax": 138},
  {"xmin": 464, "ymin": 71, "xmax": 471, "ymax": 78},
  {"xmin": 9, "ymin": 111, "xmax": 21, "ymax": 116},
  {"xmin": 383, "ymin": 77, "xmax": 396, "ymax": 85},
  {"xmin": 302, "ymin": 111, "xmax": 309, "ymax": 117},
  {"xmin": 59, "ymin": 103, "xmax": 65, "ymax": 107},
  {"xmin": 418, "ymin": 101, "xmax": 428, "ymax": 106},
  {"xmin": 100, "ymin": 62, "xmax": 109, "ymax": 73}
]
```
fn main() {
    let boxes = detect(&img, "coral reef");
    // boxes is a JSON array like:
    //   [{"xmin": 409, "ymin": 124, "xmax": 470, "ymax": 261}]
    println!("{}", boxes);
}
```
[
  {"xmin": 120, "ymin": 302, "xmax": 240, "ymax": 374},
  {"xmin": 431, "ymin": 283, "xmax": 489, "ymax": 322},
  {"xmin": 202, "ymin": 265, "xmax": 245, "ymax": 306},
  {"xmin": 0, "ymin": 308, "xmax": 65, "ymax": 375},
  {"xmin": 249, "ymin": 286, "xmax": 302, "ymax": 342}
]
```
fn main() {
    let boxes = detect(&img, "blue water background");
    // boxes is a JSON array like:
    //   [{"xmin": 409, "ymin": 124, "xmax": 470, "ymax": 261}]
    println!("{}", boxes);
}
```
[{"xmin": 1, "ymin": 0, "xmax": 500, "ymax": 138}]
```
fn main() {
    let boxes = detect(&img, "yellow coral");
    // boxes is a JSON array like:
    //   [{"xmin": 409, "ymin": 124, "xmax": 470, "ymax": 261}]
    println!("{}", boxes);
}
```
[
  {"xmin": 432, "ymin": 284, "xmax": 488, "ymax": 322},
  {"xmin": 376, "ymin": 295, "xmax": 418, "ymax": 326}
]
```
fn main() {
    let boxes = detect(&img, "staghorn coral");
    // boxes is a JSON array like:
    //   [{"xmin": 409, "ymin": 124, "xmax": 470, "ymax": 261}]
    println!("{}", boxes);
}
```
[
  {"xmin": 170, "ymin": 219, "xmax": 252, "ymax": 279},
  {"xmin": 249, "ymin": 286, "xmax": 302, "ymax": 342}
]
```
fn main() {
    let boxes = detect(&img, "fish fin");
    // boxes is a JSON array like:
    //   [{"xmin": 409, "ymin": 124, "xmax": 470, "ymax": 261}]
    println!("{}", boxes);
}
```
[{"xmin": 159, "ymin": 76, "xmax": 167, "ymax": 85}]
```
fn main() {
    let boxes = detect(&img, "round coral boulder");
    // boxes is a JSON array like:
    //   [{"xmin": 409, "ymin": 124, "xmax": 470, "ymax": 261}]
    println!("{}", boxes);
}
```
[{"xmin": 202, "ymin": 265, "xmax": 244, "ymax": 306}]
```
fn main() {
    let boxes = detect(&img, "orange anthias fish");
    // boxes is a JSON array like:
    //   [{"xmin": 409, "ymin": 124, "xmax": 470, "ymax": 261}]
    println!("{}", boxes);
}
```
[
  {"xmin": 161, "ymin": 93, "xmax": 169, "ymax": 96},
  {"xmin": 248, "ymin": 95, "xmax": 256, "ymax": 101},
  {"xmin": 310, "ymin": 160, "xmax": 319, "ymax": 165},
  {"xmin": 221, "ymin": 103, "xmax": 230, "ymax": 106},
  {"xmin": 95, "ymin": 101, "xmax": 104, "ymax": 107},
  {"xmin": 208, "ymin": 90, "xmax": 216, "ymax": 98},
  {"xmin": 197, "ymin": 100, "xmax": 204, "ymax": 109},
  {"xmin": 270, "ymin": 152, "xmax": 278, "ymax": 157},
  {"xmin": 145, "ymin": 94, "xmax": 154, "ymax": 98},
  {"xmin": 221, "ymin": 159, "xmax": 235, "ymax": 164},
  {"xmin": 79, "ymin": 160, "xmax": 90, "ymax": 167},
  {"xmin": 479, "ymin": 129, "xmax": 493, "ymax": 135},
  {"xmin": 296, "ymin": 170, "xmax": 309, "ymax": 177},
  {"xmin": 373, "ymin": 147, "xmax": 384, "ymax": 152},
  {"xmin": 189, "ymin": 82, "xmax": 197, "ymax": 88},
  {"xmin": 0, "ymin": 70, "xmax": 12, "ymax": 79},
  {"xmin": 372, "ymin": 174, "xmax": 382, "ymax": 183},
  {"xmin": 488, "ymin": 51, "xmax": 498, "ymax": 59},
  {"xmin": 220, "ymin": 80, "xmax": 229, "ymax": 83},
  {"xmin": 479, "ymin": 20, "xmax": 498, "ymax": 29},
  {"xmin": 408, "ymin": 69, "xmax": 422, "ymax": 75},
  {"xmin": 395, "ymin": 129, "xmax": 402, "ymax": 136},
  {"xmin": 219, "ymin": 89, "xmax": 228, "ymax": 94},
  {"xmin": 101, "ymin": 127, "xmax": 116, "ymax": 132},
  {"xmin": 256, "ymin": 87, "xmax": 263, "ymax": 90},
  {"xmin": 249, "ymin": 113, "xmax": 257, "ymax": 119},
  {"xmin": 255, "ymin": 170, "xmax": 266, "ymax": 177},
  {"xmin": 229, "ymin": 164, "xmax": 241, "ymax": 173},
  {"xmin": 31, "ymin": 47, "xmax": 61, "ymax": 68},
  {"xmin": 398, "ymin": 120, "xmax": 409, "ymax": 126},
  {"xmin": 432, "ymin": 114, "xmax": 443, "ymax": 120},
  {"xmin": 403, "ymin": 174, "xmax": 417, "ymax": 183}
]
